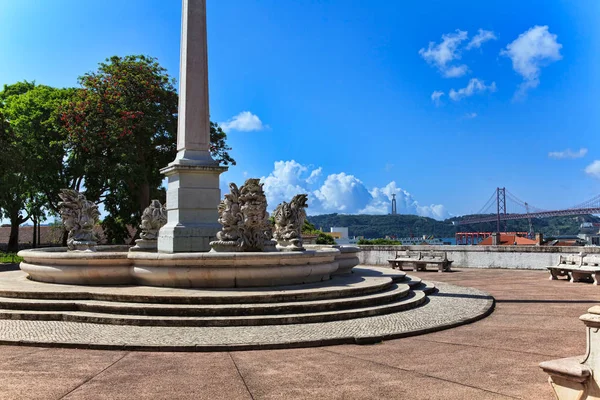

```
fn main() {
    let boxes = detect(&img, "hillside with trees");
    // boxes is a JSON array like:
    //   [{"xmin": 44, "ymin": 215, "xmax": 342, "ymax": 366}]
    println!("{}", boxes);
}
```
[{"xmin": 306, "ymin": 213, "xmax": 600, "ymax": 239}]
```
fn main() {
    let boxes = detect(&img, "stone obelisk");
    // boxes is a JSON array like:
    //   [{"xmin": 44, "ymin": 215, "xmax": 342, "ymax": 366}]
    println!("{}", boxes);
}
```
[{"xmin": 158, "ymin": 0, "xmax": 227, "ymax": 253}]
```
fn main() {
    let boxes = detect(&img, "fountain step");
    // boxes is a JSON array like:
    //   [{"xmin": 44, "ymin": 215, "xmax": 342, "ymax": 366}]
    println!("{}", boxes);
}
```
[
  {"xmin": 0, "ymin": 290, "xmax": 427, "ymax": 327},
  {"xmin": 0, "ymin": 283, "xmax": 411, "ymax": 317},
  {"xmin": 0, "ymin": 271, "xmax": 397, "ymax": 304}
]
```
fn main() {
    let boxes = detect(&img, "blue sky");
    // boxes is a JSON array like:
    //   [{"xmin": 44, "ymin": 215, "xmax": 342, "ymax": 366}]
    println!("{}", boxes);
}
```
[{"xmin": 1, "ymin": 0, "xmax": 599, "ymax": 219}]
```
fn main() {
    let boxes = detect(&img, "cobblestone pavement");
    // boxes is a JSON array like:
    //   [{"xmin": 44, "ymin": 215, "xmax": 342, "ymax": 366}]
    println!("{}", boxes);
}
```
[
  {"xmin": 0, "ymin": 267, "xmax": 594, "ymax": 399},
  {"xmin": 0, "ymin": 281, "xmax": 492, "ymax": 350}
]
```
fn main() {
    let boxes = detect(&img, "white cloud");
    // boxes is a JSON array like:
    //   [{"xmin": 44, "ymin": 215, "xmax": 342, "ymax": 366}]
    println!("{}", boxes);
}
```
[
  {"xmin": 585, "ymin": 161, "xmax": 600, "ymax": 179},
  {"xmin": 466, "ymin": 29, "xmax": 497, "ymax": 50},
  {"xmin": 549, "ymin": 148, "xmax": 588, "ymax": 159},
  {"xmin": 419, "ymin": 30, "xmax": 469, "ymax": 78},
  {"xmin": 314, "ymin": 173, "xmax": 373, "ymax": 213},
  {"xmin": 364, "ymin": 182, "xmax": 450, "ymax": 219},
  {"xmin": 464, "ymin": 112, "xmax": 478, "ymax": 119},
  {"xmin": 431, "ymin": 90, "xmax": 444, "ymax": 106},
  {"xmin": 261, "ymin": 160, "xmax": 317, "ymax": 209},
  {"xmin": 306, "ymin": 167, "xmax": 322, "ymax": 184},
  {"xmin": 220, "ymin": 111, "xmax": 265, "ymax": 132},
  {"xmin": 500, "ymin": 25, "xmax": 562, "ymax": 98},
  {"xmin": 449, "ymin": 78, "xmax": 496, "ymax": 101},
  {"xmin": 258, "ymin": 161, "xmax": 450, "ymax": 219}
]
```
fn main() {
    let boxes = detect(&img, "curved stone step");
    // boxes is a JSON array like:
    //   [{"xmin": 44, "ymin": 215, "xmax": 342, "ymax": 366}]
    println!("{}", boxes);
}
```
[
  {"xmin": 0, "ymin": 291, "xmax": 428, "ymax": 327},
  {"xmin": 0, "ymin": 283, "xmax": 411, "ymax": 317},
  {"xmin": 0, "ymin": 271, "xmax": 393, "ymax": 304},
  {"xmin": 412, "ymin": 281, "xmax": 437, "ymax": 295},
  {"xmin": 352, "ymin": 267, "xmax": 407, "ymax": 282}
]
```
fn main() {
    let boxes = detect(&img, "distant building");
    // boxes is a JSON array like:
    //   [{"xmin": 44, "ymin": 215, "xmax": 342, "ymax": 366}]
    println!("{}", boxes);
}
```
[
  {"xmin": 478, "ymin": 234, "xmax": 537, "ymax": 246},
  {"xmin": 329, "ymin": 227, "xmax": 357, "ymax": 245}
]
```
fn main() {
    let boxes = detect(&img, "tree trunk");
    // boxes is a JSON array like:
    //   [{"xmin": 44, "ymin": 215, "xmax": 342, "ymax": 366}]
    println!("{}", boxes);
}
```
[
  {"xmin": 32, "ymin": 216, "xmax": 38, "ymax": 248},
  {"xmin": 62, "ymin": 229, "xmax": 68, "ymax": 247},
  {"xmin": 7, "ymin": 220, "xmax": 19, "ymax": 253}
]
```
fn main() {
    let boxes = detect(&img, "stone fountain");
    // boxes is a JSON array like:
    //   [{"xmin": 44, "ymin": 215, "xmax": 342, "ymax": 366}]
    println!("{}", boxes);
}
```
[{"xmin": 17, "ymin": 0, "xmax": 358, "ymax": 289}]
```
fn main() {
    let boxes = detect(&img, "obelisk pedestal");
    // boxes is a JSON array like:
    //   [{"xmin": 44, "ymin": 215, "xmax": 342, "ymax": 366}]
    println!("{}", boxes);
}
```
[{"xmin": 158, "ymin": 0, "xmax": 227, "ymax": 253}]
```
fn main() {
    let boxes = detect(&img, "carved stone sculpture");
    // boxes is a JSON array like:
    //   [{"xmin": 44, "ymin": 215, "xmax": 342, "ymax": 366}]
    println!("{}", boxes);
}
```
[
  {"xmin": 273, "ymin": 194, "xmax": 309, "ymax": 251},
  {"xmin": 130, "ymin": 200, "xmax": 167, "ymax": 252},
  {"xmin": 211, "ymin": 178, "xmax": 276, "ymax": 252},
  {"xmin": 58, "ymin": 189, "xmax": 100, "ymax": 251}
]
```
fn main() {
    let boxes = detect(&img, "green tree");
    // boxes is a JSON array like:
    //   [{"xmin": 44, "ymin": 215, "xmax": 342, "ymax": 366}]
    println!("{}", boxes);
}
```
[
  {"xmin": 60, "ymin": 55, "xmax": 235, "ymax": 243},
  {"xmin": 316, "ymin": 232, "xmax": 336, "ymax": 245},
  {"xmin": 0, "ymin": 81, "xmax": 82, "ymax": 250},
  {"xmin": 0, "ymin": 82, "xmax": 76, "ymax": 251}
]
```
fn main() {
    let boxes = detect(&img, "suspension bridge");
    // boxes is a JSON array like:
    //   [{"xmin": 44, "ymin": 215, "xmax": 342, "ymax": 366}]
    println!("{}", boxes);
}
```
[{"xmin": 458, "ymin": 187, "xmax": 600, "ymax": 233}]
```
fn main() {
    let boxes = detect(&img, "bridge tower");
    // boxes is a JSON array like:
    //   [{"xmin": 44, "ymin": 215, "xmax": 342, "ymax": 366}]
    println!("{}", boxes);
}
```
[
  {"xmin": 496, "ymin": 187, "xmax": 507, "ymax": 233},
  {"xmin": 391, "ymin": 194, "xmax": 397, "ymax": 215}
]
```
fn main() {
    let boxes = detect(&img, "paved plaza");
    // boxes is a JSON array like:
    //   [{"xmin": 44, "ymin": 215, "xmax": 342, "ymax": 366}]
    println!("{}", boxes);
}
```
[{"xmin": 0, "ymin": 267, "xmax": 595, "ymax": 399}]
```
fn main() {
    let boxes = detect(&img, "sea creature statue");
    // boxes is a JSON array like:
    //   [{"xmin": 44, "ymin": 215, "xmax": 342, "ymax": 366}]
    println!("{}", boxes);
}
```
[
  {"xmin": 211, "ymin": 179, "xmax": 276, "ymax": 252},
  {"xmin": 58, "ymin": 189, "xmax": 100, "ymax": 251},
  {"xmin": 216, "ymin": 183, "xmax": 243, "ymax": 243},
  {"xmin": 130, "ymin": 200, "xmax": 167, "ymax": 252},
  {"xmin": 273, "ymin": 194, "xmax": 309, "ymax": 251}
]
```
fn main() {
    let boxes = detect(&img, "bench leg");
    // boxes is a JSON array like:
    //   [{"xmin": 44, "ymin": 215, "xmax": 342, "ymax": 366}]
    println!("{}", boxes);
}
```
[
  {"xmin": 549, "ymin": 269, "xmax": 559, "ymax": 280},
  {"xmin": 570, "ymin": 271, "xmax": 591, "ymax": 283},
  {"xmin": 594, "ymin": 273, "xmax": 599, "ymax": 286}
]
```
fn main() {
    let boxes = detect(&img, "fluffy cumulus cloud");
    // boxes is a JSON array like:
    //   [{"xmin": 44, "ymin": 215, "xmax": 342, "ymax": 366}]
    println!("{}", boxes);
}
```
[
  {"xmin": 260, "ymin": 160, "xmax": 450, "ymax": 219},
  {"xmin": 431, "ymin": 90, "xmax": 444, "ymax": 106},
  {"xmin": 449, "ymin": 78, "xmax": 496, "ymax": 101},
  {"xmin": 548, "ymin": 148, "xmax": 588, "ymax": 159},
  {"xmin": 419, "ymin": 30, "xmax": 469, "ymax": 78},
  {"xmin": 220, "ymin": 111, "xmax": 265, "ymax": 131},
  {"xmin": 501, "ymin": 25, "xmax": 562, "ymax": 98},
  {"xmin": 585, "ymin": 161, "xmax": 600, "ymax": 179},
  {"xmin": 466, "ymin": 29, "xmax": 497, "ymax": 50}
]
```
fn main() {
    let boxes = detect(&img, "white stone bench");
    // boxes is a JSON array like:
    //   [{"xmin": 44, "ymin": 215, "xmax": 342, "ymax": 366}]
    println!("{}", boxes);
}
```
[
  {"xmin": 388, "ymin": 250, "xmax": 452, "ymax": 273},
  {"xmin": 548, "ymin": 254, "xmax": 600, "ymax": 285}
]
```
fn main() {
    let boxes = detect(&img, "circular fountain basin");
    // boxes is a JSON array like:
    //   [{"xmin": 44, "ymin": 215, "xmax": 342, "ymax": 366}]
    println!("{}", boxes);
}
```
[
  {"xmin": 18, "ymin": 246, "xmax": 340, "ymax": 288},
  {"xmin": 305, "ymin": 245, "xmax": 361, "ymax": 275}
]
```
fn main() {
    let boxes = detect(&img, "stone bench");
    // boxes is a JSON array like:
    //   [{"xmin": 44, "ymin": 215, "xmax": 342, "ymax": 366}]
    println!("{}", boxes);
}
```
[
  {"xmin": 388, "ymin": 250, "xmax": 452, "ymax": 273},
  {"xmin": 548, "ymin": 254, "xmax": 600, "ymax": 285},
  {"xmin": 540, "ymin": 306, "xmax": 600, "ymax": 399}
]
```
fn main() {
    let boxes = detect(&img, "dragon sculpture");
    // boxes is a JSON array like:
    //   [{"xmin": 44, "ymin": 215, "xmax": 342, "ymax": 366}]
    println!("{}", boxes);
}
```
[
  {"xmin": 58, "ymin": 189, "xmax": 100, "ymax": 251},
  {"xmin": 272, "ymin": 194, "xmax": 308, "ymax": 251}
]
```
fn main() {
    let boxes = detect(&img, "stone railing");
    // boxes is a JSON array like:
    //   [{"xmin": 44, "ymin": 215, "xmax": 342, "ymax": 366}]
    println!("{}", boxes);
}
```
[{"xmin": 358, "ymin": 245, "xmax": 600, "ymax": 270}]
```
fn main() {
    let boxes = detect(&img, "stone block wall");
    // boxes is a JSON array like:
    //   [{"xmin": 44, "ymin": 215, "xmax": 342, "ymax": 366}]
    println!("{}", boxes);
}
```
[{"xmin": 359, "ymin": 245, "xmax": 600, "ymax": 270}]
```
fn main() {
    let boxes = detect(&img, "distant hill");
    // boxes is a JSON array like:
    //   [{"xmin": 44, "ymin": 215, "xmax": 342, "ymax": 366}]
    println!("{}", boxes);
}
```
[{"xmin": 306, "ymin": 213, "xmax": 600, "ymax": 239}]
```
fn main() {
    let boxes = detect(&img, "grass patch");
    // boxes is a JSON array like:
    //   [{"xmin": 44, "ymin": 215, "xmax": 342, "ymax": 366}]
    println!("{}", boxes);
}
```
[{"xmin": 0, "ymin": 253, "xmax": 23, "ymax": 264}]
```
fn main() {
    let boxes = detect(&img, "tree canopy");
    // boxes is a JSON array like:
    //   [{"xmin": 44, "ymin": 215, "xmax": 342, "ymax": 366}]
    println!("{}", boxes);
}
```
[{"xmin": 0, "ymin": 55, "xmax": 235, "ymax": 248}]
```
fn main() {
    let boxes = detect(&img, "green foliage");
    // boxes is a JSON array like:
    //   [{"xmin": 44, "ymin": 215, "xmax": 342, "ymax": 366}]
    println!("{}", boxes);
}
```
[
  {"xmin": 315, "ymin": 232, "xmax": 336, "ymax": 245},
  {"xmin": 307, "ymin": 213, "xmax": 600, "ymax": 239},
  {"xmin": 0, "ymin": 82, "xmax": 76, "ymax": 250},
  {"xmin": 357, "ymin": 238, "xmax": 401, "ymax": 245},
  {"xmin": 302, "ymin": 219, "xmax": 319, "ymax": 234},
  {"xmin": 0, "ymin": 252, "xmax": 23, "ymax": 264},
  {"xmin": 59, "ymin": 55, "xmax": 235, "ymax": 243}
]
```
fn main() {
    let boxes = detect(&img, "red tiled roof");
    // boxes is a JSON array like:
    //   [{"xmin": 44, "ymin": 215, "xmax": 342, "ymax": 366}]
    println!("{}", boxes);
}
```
[{"xmin": 478, "ymin": 234, "xmax": 536, "ymax": 246}]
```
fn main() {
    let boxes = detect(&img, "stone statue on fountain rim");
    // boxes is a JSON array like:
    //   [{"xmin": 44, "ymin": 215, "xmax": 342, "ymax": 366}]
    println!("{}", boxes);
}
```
[
  {"xmin": 130, "ymin": 200, "xmax": 167, "ymax": 252},
  {"xmin": 58, "ymin": 189, "xmax": 100, "ymax": 251},
  {"xmin": 211, "ymin": 179, "xmax": 277, "ymax": 252},
  {"xmin": 273, "ymin": 194, "xmax": 308, "ymax": 251}
]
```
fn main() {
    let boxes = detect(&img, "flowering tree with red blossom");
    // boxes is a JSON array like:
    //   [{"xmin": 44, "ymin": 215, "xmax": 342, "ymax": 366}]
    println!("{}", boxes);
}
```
[{"xmin": 60, "ymin": 55, "xmax": 235, "ymax": 243}]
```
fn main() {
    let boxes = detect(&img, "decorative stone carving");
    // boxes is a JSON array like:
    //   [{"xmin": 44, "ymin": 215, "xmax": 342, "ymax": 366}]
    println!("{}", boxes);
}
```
[
  {"xmin": 211, "ymin": 179, "xmax": 276, "ymax": 252},
  {"xmin": 131, "ymin": 200, "xmax": 167, "ymax": 252},
  {"xmin": 273, "ymin": 194, "xmax": 308, "ymax": 251},
  {"xmin": 58, "ymin": 189, "xmax": 100, "ymax": 251}
]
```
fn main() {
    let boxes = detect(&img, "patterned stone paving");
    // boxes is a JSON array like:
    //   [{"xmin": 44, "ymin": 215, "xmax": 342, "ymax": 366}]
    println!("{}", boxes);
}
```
[{"xmin": 0, "ymin": 281, "xmax": 493, "ymax": 350}]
